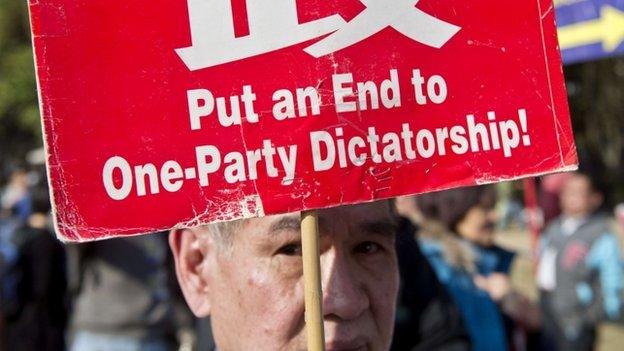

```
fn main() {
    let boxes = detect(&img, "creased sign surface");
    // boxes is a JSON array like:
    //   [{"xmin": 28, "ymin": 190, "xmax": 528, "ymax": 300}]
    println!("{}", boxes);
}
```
[{"xmin": 29, "ymin": 0, "xmax": 577, "ymax": 242}]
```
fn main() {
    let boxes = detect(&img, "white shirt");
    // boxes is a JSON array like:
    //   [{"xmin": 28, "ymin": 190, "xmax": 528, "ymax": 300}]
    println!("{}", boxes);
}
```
[
  {"xmin": 537, "ymin": 248, "xmax": 558, "ymax": 291},
  {"xmin": 536, "ymin": 216, "xmax": 588, "ymax": 291}
]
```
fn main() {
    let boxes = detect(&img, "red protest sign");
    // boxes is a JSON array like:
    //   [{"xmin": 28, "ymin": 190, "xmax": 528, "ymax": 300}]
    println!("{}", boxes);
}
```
[{"xmin": 29, "ymin": 0, "xmax": 577, "ymax": 241}]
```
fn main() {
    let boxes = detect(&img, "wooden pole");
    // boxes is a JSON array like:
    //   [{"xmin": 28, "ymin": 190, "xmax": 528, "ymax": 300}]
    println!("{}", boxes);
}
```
[{"xmin": 301, "ymin": 210, "xmax": 325, "ymax": 351}]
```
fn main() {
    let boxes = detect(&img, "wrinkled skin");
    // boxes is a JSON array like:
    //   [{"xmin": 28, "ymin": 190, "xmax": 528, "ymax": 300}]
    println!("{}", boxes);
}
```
[{"xmin": 170, "ymin": 201, "xmax": 399, "ymax": 351}]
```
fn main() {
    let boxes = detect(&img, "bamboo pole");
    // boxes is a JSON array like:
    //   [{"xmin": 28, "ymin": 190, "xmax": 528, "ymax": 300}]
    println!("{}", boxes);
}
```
[{"xmin": 301, "ymin": 210, "xmax": 325, "ymax": 351}]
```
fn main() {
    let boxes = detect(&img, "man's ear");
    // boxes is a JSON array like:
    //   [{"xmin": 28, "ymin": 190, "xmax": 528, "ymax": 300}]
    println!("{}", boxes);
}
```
[{"xmin": 169, "ymin": 228, "xmax": 212, "ymax": 317}]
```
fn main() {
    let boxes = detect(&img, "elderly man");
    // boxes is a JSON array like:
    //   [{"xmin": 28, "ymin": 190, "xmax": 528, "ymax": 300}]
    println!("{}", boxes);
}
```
[{"xmin": 169, "ymin": 201, "xmax": 399, "ymax": 351}]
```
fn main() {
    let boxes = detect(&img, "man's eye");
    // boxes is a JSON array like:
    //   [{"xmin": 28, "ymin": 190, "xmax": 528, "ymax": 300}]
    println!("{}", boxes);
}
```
[
  {"xmin": 354, "ymin": 241, "xmax": 383, "ymax": 255},
  {"xmin": 276, "ymin": 243, "xmax": 302, "ymax": 256}
]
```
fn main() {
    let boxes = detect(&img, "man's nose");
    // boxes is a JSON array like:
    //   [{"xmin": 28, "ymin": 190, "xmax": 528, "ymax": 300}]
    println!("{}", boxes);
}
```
[{"xmin": 320, "ymin": 249, "xmax": 370, "ymax": 321}]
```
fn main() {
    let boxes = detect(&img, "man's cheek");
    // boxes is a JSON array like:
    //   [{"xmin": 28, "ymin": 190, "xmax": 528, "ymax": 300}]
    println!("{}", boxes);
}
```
[
  {"xmin": 359, "ymin": 253, "xmax": 398, "ymax": 279},
  {"xmin": 247, "ymin": 272, "xmax": 305, "ymax": 345},
  {"xmin": 369, "ymin": 263, "xmax": 400, "ymax": 315},
  {"xmin": 246, "ymin": 265, "xmax": 304, "ymax": 312},
  {"xmin": 371, "ymin": 284, "xmax": 399, "ymax": 344},
  {"xmin": 270, "ymin": 257, "xmax": 305, "ymax": 279}
]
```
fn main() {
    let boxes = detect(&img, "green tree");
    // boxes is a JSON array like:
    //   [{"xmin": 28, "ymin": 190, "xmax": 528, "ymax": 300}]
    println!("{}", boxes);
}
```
[
  {"xmin": 0, "ymin": 0, "xmax": 40, "ymax": 170},
  {"xmin": 564, "ymin": 57, "xmax": 624, "ymax": 203}
]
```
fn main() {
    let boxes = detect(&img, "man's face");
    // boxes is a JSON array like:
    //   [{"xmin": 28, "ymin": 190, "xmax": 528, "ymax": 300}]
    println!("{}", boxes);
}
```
[
  {"xmin": 171, "ymin": 201, "xmax": 399, "ymax": 351},
  {"xmin": 560, "ymin": 175, "xmax": 601, "ymax": 218}
]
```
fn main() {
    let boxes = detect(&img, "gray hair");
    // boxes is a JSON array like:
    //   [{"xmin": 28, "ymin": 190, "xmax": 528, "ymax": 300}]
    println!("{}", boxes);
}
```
[{"xmin": 201, "ymin": 220, "xmax": 243, "ymax": 250}]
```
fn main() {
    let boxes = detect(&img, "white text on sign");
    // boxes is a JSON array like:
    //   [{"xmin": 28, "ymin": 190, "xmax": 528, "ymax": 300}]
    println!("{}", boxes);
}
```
[
  {"xmin": 101, "ymin": 69, "xmax": 532, "ymax": 201},
  {"xmin": 176, "ymin": 0, "xmax": 462, "ymax": 70},
  {"xmin": 187, "ymin": 70, "xmax": 448, "ymax": 129}
]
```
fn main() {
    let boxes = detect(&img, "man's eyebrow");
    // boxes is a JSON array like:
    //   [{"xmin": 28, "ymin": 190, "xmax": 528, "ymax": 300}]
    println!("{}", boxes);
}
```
[
  {"xmin": 266, "ymin": 215, "xmax": 397, "ymax": 237},
  {"xmin": 358, "ymin": 219, "xmax": 398, "ymax": 237},
  {"xmin": 268, "ymin": 216, "xmax": 301, "ymax": 235}
]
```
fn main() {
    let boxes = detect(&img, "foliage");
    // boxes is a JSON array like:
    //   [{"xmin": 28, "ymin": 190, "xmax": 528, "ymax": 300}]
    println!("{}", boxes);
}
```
[
  {"xmin": 0, "ymin": 0, "xmax": 40, "ymax": 171},
  {"xmin": 564, "ymin": 57, "xmax": 624, "ymax": 203}
]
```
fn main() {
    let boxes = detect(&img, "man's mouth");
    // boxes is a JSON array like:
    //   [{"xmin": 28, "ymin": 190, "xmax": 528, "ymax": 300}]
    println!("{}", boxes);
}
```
[{"xmin": 325, "ymin": 336, "xmax": 368, "ymax": 351}]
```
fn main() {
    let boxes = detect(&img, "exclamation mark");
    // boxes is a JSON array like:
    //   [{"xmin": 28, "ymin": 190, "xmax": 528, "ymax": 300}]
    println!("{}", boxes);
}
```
[
  {"xmin": 518, "ymin": 109, "xmax": 531, "ymax": 146},
  {"xmin": 231, "ymin": 0, "xmax": 251, "ymax": 37}
]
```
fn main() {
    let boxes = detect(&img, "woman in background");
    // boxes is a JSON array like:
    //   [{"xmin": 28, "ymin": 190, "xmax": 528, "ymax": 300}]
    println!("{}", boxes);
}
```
[{"xmin": 414, "ymin": 186, "xmax": 539, "ymax": 351}]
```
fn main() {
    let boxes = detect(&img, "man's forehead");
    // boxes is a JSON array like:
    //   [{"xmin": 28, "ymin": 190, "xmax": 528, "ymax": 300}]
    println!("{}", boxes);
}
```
[
  {"xmin": 190, "ymin": 201, "xmax": 394, "ymax": 236},
  {"xmin": 241, "ymin": 201, "xmax": 395, "ymax": 236},
  {"xmin": 320, "ymin": 201, "xmax": 393, "ymax": 217},
  {"xmin": 564, "ymin": 175, "xmax": 592, "ymax": 190}
]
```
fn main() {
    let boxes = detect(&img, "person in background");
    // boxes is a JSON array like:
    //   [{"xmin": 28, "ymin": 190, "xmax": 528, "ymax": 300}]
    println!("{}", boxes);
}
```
[
  {"xmin": 0, "ymin": 168, "xmax": 32, "ymax": 223},
  {"xmin": 0, "ymin": 168, "xmax": 33, "ymax": 310},
  {"xmin": 537, "ymin": 172, "xmax": 623, "ymax": 351},
  {"xmin": 497, "ymin": 181, "xmax": 525, "ymax": 230},
  {"xmin": 539, "ymin": 173, "xmax": 573, "ymax": 225},
  {"xmin": 66, "ymin": 232, "xmax": 195, "ymax": 351},
  {"xmin": 392, "ymin": 196, "xmax": 471, "ymax": 351},
  {"xmin": 1, "ymin": 183, "xmax": 67, "ymax": 351},
  {"xmin": 615, "ymin": 203, "xmax": 624, "ymax": 230},
  {"xmin": 414, "ymin": 185, "xmax": 522, "ymax": 351},
  {"xmin": 474, "ymin": 270, "xmax": 542, "ymax": 351}
]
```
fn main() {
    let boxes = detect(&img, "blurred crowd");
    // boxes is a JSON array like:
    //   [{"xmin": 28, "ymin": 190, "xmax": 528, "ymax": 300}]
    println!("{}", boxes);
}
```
[
  {"xmin": 0, "ymin": 165, "xmax": 199, "ymax": 351},
  {"xmin": 0, "ymin": 162, "xmax": 623, "ymax": 351}
]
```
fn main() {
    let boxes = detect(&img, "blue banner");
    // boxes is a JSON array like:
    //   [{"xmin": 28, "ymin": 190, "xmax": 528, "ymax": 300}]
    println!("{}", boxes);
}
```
[{"xmin": 556, "ymin": 0, "xmax": 624, "ymax": 64}]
